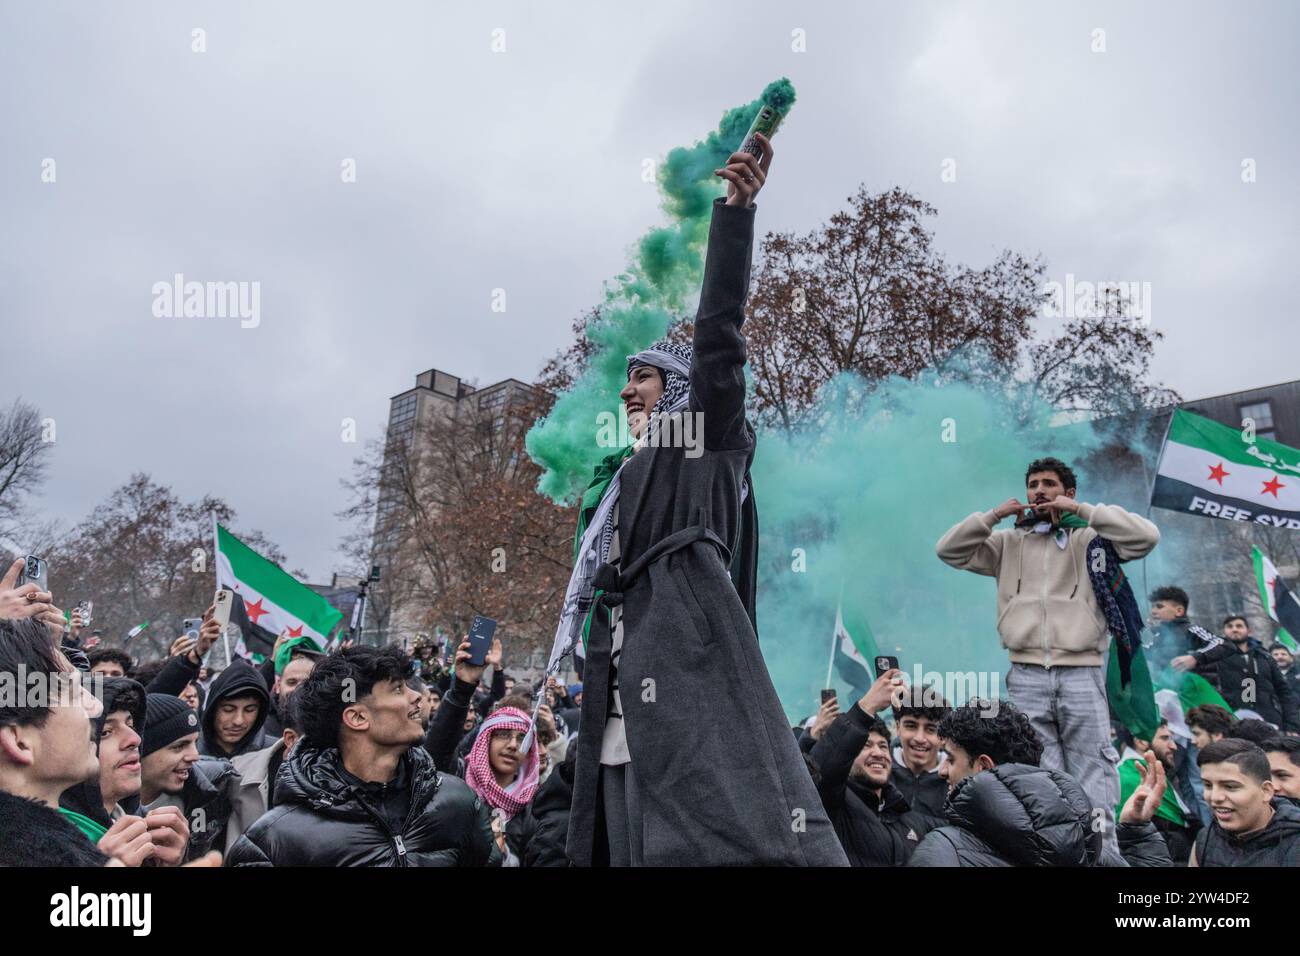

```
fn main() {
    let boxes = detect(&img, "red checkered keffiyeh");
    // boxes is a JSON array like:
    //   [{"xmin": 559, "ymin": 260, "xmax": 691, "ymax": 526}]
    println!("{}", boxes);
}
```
[{"xmin": 465, "ymin": 707, "xmax": 540, "ymax": 820}]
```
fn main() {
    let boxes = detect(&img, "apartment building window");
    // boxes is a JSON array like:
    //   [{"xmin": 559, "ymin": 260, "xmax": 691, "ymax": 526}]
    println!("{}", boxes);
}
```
[{"xmin": 1238, "ymin": 400, "xmax": 1275, "ymax": 441}]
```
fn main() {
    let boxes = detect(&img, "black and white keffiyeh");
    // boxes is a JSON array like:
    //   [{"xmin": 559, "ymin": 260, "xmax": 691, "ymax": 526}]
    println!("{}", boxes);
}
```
[{"xmin": 524, "ymin": 340, "xmax": 694, "ymax": 752}]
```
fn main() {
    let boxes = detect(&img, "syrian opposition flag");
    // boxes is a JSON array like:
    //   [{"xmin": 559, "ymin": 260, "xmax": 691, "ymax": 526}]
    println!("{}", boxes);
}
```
[
  {"xmin": 125, "ymin": 621, "xmax": 150, "ymax": 642},
  {"xmin": 1253, "ymin": 547, "xmax": 1300, "ymax": 653},
  {"xmin": 830, "ymin": 599, "xmax": 880, "ymax": 697},
  {"xmin": 213, "ymin": 517, "xmax": 342, "ymax": 657},
  {"xmin": 1151, "ymin": 409, "xmax": 1300, "ymax": 528}
]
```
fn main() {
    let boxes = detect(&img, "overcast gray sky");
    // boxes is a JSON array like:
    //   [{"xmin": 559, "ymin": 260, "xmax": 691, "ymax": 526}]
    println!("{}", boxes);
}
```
[{"xmin": 3, "ymin": 0, "xmax": 1297, "ymax": 582}]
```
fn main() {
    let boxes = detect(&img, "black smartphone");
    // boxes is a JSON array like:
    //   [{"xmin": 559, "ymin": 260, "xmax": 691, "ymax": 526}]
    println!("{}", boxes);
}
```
[
  {"xmin": 874, "ymin": 655, "xmax": 899, "ymax": 677},
  {"xmin": 820, "ymin": 688, "xmax": 837, "ymax": 705},
  {"xmin": 17, "ymin": 555, "xmax": 48, "ymax": 592},
  {"xmin": 466, "ymin": 615, "xmax": 497, "ymax": 667}
]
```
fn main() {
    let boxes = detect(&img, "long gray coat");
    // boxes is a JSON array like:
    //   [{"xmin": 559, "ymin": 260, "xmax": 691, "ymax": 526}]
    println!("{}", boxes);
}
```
[{"xmin": 566, "ymin": 198, "xmax": 848, "ymax": 866}]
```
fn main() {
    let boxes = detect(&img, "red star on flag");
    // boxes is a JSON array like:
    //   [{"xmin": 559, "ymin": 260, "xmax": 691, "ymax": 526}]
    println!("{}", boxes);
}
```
[
  {"xmin": 1261, "ymin": 475, "xmax": 1286, "ymax": 498},
  {"xmin": 286, "ymin": 624, "xmax": 304, "ymax": 638},
  {"xmin": 245, "ymin": 598, "xmax": 269, "ymax": 625},
  {"xmin": 1207, "ymin": 461, "xmax": 1230, "ymax": 485}
]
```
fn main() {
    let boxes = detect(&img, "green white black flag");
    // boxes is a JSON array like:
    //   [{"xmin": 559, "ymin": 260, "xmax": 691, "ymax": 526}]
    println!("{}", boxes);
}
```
[{"xmin": 1150, "ymin": 409, "xmax": 1300, "ymax": 528}]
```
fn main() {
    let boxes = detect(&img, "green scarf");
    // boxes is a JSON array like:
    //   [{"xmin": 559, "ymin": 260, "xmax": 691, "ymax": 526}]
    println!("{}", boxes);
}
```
[
  {"xmin": 275, "ymin": 635, "xmax": 322, "ymax": 674},
  {"xmin": 573, "ymin": 446, "xmax": 635, "ymax": 561},
  {"xmin": 58, "ymin": 806, "xmax": 108, "ymax": 843}
]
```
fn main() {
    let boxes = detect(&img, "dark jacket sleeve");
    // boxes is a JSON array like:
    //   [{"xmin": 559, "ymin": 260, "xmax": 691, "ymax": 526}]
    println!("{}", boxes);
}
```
[
  {"xmin": 1266, "ymin": 656, "xmax": 1300, "ymax": 732},
  {"xmin": 907, "ymin": 829, "xmax": 961, "ymax": 867},
  {"xmin": 462, "ymin": 795, "xmax": 496, "ymax": 867},
  {"xmin": 258, "ymin": 655, "xmax": 277, "ymax": 692},
  {"xmin": 809, "ymin": 705, "xmax": 873, "ymax": 812},
  {"xmin": 479, "ymin": 668, "xmax": 506, "ymax": 717},
  {"xmin": 425, "ymin": 677, "xmax": 475, "ymax": 773},
  {"xmin": 1193, "ymin": 641, "xmax": 1236, "ymax": 670},
  {"xmin": 1117, "ymin": 822, "xmax": 1174, "ymax": 867},
  {"xmin": 690, "ymin": 197, "xmax": 756, "ymax": 452},
  {"xmin": 145, "ymin": 653, "xmax": 201, "ymax": 696}
]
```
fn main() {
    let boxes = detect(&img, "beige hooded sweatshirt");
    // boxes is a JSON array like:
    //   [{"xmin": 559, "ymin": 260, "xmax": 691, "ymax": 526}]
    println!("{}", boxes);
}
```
[{"xmin": 936, "ymin": 503, "xmax": 1159, "ymax": 667}]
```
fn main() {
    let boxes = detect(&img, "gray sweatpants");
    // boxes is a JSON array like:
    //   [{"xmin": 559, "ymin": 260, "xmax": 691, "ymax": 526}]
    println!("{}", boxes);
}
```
[{"xmin": 1006, "ymin": 662, "xmax": 1124, "ymax": 864}]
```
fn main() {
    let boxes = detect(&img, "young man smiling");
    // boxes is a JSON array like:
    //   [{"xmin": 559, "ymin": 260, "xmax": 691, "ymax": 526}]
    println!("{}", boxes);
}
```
[
  {"xmin": 139, "ymin": 692, "xmax": 239, "ymax": 858},
  {"xmin": 889, "ymin": 687, "xmax": 949, "ymax": 828},
  {"xmin": 809, "ymin": 670, "xmax": 931, "ymax": 866},
  {"xmin": 226, "ymin": 645, "xmax": 493, "ymax": 866},
  {"xmin": 1193, "ymin": 738, "xmax": 1300, "ymax": 866}
]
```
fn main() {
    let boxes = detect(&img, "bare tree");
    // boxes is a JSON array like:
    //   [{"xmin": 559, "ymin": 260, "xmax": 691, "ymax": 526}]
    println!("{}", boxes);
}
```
[
  {"xmin": 47, "ymin": 474, "xmax": 284, "ymax": 661},
  {"xmin": 0, "ymin": 399, "xmax": 53, "ymax": 540},
  {"xmin": 341, "ymin": 389, "xmax": 573, "ymax": 658}
]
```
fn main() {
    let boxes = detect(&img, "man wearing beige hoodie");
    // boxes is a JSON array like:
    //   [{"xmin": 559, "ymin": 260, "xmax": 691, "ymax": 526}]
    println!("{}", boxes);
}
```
[{"xmin": 936, "ymin": 457, "xmax": 1159, "ymax": 862}]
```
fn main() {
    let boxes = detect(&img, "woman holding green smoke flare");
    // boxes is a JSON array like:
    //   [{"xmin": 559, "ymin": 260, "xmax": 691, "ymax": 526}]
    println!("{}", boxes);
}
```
[{"xmin": 545, "ymin": 132, "xmax": 848, "ymax": 866}]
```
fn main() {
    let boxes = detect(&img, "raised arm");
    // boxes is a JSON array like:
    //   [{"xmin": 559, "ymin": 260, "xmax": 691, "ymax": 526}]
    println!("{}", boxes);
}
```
[{"xmin": 690, "ymin": 135, "xmax": 771, "ymax": 451}]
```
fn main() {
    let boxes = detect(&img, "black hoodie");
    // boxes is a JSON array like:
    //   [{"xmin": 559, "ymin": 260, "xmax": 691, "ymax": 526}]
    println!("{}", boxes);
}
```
[
  {"xmin": 1195, "ymin": 798, "xmax": 1300, "ymax": 866},
  {"xmin": 200, "ymin": 660, "xmax": 274, "ymax": 758},
  {"xmin": 58, "ymin": 677, "xmax": 147, "ymax": 829}
]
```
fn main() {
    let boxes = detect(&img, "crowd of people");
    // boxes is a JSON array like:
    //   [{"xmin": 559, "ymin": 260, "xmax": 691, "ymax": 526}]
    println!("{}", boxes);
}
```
[
  {"xmin": 1, "ymin": 527, "xmax": 1297, "ymax": 868},
  {"xmin": 2, "ymin": 142, "xmax": 1297, "ymax": 869}
]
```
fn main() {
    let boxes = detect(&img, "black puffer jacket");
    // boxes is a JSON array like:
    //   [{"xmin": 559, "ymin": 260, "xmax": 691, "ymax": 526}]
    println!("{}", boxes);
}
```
[
  {"xmin": 909, "ymin": 764, "xmax": 1100, "ymax": 866},
  {"xmin": 890, "ymin": 755, "xmax": 948, "ymax": 830},
  {"xmin": 200, "ymin": 660, "xmax": 275, "ymax": 758},
  {"xmin": 1194, "ymin": 799, "xmax": 1300, "ymax": 866},
  {"xmin": 810, "ymin": 706, "xmax": 929, "ymax": 866},
  {"xmin": 178, "ymin": 757, "xmax": 238, "ymax": 858},
  {"xmin": 1193, "ymin": 638, "xmax": 1300, "ymax": 732},
  {"xmin": 505, "ymin": 746, "xmax": 576, "ymax": 867},
  {"xmin": 224, "ymin": 744, "xmax": 494, "ymax": 866}
]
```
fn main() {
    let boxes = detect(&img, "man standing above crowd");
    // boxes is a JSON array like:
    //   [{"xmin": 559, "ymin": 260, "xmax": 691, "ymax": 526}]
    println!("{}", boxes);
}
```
[{"xmin": 936, "ymin": 456, "xmax": 1160, "ymax": 861}]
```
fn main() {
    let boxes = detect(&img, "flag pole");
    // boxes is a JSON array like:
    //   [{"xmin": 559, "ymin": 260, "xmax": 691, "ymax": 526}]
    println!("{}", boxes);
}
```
[
  {"xmin": 211, "ymin": 511, "xmax": 230, "ymax": 664},
  {"xmin": 825, "ymin": 584, "xmax": 842, "ymax": 689}
]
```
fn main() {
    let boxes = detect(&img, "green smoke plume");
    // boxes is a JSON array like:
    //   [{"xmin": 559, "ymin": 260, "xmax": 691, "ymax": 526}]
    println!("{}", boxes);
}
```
[
  {"xmin": 526, "ymin": 79, "xmax": 797, "ymax": 503},
  {"xmin": 752, "ymin": 369, "xmax": 1141, "ymax": 721}
]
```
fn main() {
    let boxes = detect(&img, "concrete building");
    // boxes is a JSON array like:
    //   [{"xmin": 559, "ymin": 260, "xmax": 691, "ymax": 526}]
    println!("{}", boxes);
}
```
[{"xmin": 365, "ymin": 368, "xmax": 536, "ymax": 644}]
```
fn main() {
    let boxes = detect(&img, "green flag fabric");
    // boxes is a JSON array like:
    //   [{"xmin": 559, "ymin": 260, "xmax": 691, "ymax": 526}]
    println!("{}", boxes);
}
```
[
  {"xmin": 214, "ymin": 519, "xmax": 342, "ymax": 646},
  {"xmin": 1176, "ymin": 670, "xmax": 1236, "ymax": 716},
  {"xmin": 1107, "ymin": 643, "xmax": 1161, "ymax": 740}
]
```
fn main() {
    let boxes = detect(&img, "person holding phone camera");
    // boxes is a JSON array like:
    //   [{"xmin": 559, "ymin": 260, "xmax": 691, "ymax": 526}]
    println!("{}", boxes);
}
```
[{"xmin": 545, "ymin": 134, "xmax": 846, "ymax": 866}]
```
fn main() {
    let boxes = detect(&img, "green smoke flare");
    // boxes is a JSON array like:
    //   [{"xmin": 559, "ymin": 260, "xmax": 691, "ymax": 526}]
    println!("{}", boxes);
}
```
[{"xmin": 526, "ymin": 78, "xmax": 796, "ymax": 503}]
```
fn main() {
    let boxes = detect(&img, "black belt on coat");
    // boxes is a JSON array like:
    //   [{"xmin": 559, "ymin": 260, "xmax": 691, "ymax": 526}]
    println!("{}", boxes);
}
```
[{"xmin": 593, "ymin": 525, "xmax": 732, "ymax": 608}]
